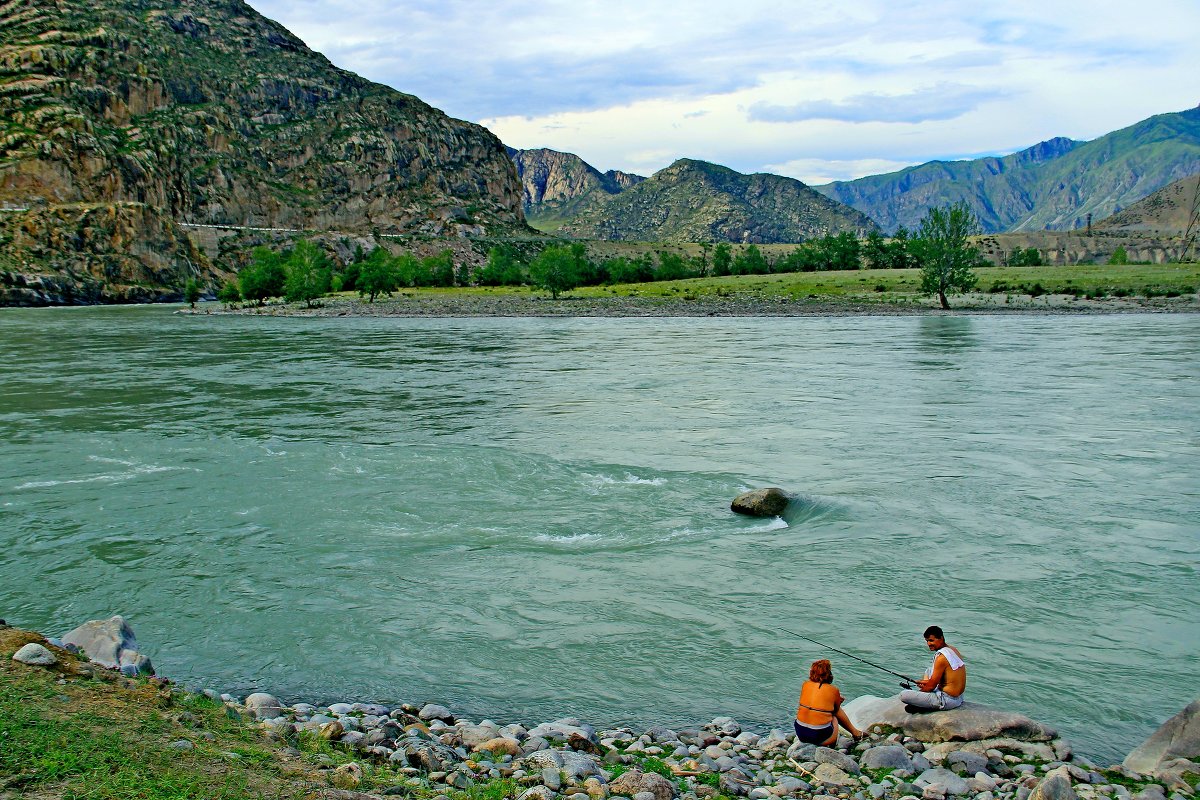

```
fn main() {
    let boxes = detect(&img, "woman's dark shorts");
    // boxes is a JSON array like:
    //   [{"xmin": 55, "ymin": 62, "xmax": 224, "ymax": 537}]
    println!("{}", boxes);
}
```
[{"xmin": 793, "ymin": 719, "xmax": 834, "ymax": 744}]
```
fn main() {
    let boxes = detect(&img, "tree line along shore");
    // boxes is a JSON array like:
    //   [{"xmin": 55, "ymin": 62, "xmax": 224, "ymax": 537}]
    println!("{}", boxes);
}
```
[{"xmin": 182, "ymin": 204, "xmax": 1198, "ymax": 315}]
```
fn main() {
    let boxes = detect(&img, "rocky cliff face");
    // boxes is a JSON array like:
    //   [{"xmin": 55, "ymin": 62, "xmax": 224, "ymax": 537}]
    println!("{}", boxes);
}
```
[
  {"xmin": 0, "ymin": 203, "xmax": 213, "ymax": 305},
  {"xmin": 815, "ymin": 108, "xmax": 1200, "ymax": 233},
  {"xmin": 559, "ymin": 158, "xmax": 879, "ymax": 244},
  {"xmin": 0, "ymin": 0, "xmax": 526, "ymax": 304},
  {"xmin": 509, "ymin": 147, "xmax": 644, "ymax": 230}
]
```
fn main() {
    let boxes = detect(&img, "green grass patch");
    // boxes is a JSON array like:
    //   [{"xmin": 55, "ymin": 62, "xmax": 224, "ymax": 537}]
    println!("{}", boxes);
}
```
[{"xmin": 1, "ymin": 628, "xmax": 318, "ymax": 799}]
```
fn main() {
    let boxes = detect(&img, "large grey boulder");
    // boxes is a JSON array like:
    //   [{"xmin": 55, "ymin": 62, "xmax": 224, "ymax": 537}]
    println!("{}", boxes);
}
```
[
  {"xmin": 244, "ymin": 693, "xmax": 285, "ymax": 721},
  {"xmin": 814, "ymin": 746, "xmax": 861, "ymax": 774},
  {"xmin": 862, "ymin": 745, "xmax": 916, "ymax": 771},
  {"xmin": 1028, "ymin": 768, "xmax": 1076, "ymax": 800},
  {"xmin": 1123, "ymin": 699, "xmax": 1200, "ymax": 776},
  {"xmin": 731, "ymin": 488, "xmax": 790, "ymax": 517},
  {"xmin": 610, "ymin": 770, "xmax": 677, "ymax": 800},
  {"xmin": 13, "ymin": 642, "xmax": 57, "ymax": 667},
  {"xmin": 915, "ymin": 768, "xmax": 970, "ymax": 796},
  {"xmin": 844, "ymin": 695, "xmax": 1056, "ymax": 743},
  {"xmin": 61, "ymin": 615, "xmax": 153, "ymax": 674}
]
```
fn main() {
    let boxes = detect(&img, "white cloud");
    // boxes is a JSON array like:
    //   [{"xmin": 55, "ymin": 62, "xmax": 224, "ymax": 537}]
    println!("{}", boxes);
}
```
[
  {"xmin": 245, "ymin": 0, "xmax": 1200, "ymax": 182},
  {"xmin": 748, "ymin": 84, "xmax": 1009, "ymax": 124}
]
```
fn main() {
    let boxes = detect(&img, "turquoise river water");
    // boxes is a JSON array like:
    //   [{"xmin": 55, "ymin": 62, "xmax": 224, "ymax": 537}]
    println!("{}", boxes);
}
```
[{"xmin": 1, "ymin": 305, "xmax": 1197, "ymax": 763}]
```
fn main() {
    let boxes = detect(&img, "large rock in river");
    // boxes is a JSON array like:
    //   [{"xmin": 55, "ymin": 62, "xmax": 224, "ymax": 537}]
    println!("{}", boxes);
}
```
[
  {"xmin": 844, "ymin": 695, "xmax": 1057, "ymax": 743},
  {"xmin": 61, "ymin": 615, "xmax": 154, "ymax": 675},
  {"xmin": 1123, "ymin": 699, "xmax": 1200, "ymax": 776},
  {"xmin": 731, "ymin": 488, "xmax": 790, "ymax": 516}
]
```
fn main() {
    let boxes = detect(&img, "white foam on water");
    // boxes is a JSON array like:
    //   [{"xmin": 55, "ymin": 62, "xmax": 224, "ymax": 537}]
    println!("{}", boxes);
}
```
[
  {"xmin": 14, "ymin": 463, "xmax": 183, "ymax": 490},
  {"xmin": 532, "ymin": 532, "xmax": 602, "ymax": 544},
  {"xmin": 586, "ymin": 472, "xmax": 668, "ymax": 488},
  {"xmin": 747, "ymin": 517, "xmax": 789, "ymax": 532},
  {"xmin": 88, "ymin": 455, "xmax": 139, "ymax": 467}
]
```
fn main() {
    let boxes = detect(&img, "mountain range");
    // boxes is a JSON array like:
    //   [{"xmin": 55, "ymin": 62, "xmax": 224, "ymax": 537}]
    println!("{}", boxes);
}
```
[
  {"xmin": 553, "ymin": 157, "xmax": 878, "ymax": 243},
  {"xmin": 814, "ymin": 107, "xmax": 1200, "ymax": 234},
  {"xmin": 514, "ymin": 108, "xmax": 1200, "ymax": 239}
]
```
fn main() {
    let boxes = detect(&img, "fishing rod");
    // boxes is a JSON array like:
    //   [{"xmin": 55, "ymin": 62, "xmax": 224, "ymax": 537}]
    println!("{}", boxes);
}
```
[{"xmin": 780, "ymin": 627, "xmax": 920, "ymax": 689}]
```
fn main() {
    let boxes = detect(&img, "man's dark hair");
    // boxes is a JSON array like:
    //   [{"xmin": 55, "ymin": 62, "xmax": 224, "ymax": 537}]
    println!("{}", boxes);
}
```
[{"xmin": 924, "ymin": 625, "xmax": 944, "ymax": 639}]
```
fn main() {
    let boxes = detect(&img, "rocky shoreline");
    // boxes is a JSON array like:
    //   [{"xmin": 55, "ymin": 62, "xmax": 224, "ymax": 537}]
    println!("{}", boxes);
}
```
[
  {"xmin": 185, "ymin": 292, "xmax": 1200, "ymax": 318},
  {"xmin": 6, "ymin": 617, "xmax": 1198, "ymax": 800}
]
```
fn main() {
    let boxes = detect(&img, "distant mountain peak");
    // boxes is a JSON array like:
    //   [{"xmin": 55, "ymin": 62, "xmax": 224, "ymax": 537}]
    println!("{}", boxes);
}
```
[
  {"xmin": 814, "ymin": 107, "xmax": 1200, "ymax": 232},
  {"xmin": 1016, "ymin": 136, "xmax": 1082, "ymax": 164}
]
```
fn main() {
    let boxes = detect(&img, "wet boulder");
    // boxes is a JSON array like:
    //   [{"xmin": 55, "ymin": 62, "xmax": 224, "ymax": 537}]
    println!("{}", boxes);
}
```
[
  {"xmin": 61, "ymin": 615, "xmax": 153, "ymax": 674},
  {"xmin": 731, "ymin": 488, "xmax": 790, "ymax": 517},
  {"xmin": 1123, "ymin": 698, "xmax": 1200, "ymax": 778}
]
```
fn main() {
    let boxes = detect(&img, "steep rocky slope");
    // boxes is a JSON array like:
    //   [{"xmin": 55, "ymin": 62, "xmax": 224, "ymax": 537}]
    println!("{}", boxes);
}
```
[
  {"xmin": 815, "ymin": 107, "xmax": 1200, "ymax": 234},
  {"xmin": 0, "ymin": 0, "xmax": 526, "ymax": 304},
  {"xmin": 509, "ymin": 147, "xmax": 643, "ymax": 231},
  {"xmin": 558, "ymin": 158, "xmax": 878, "ymax": 243},
  {"xmin": 1094, "ymin": 173, "xmax": 1200, "ymax": 237}
]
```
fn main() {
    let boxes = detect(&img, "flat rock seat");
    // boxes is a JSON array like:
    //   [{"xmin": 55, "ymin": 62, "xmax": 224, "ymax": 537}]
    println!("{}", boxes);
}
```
[{"xmin": 844, "ymin": 695, "xmax": 1058, "ymax": 743}]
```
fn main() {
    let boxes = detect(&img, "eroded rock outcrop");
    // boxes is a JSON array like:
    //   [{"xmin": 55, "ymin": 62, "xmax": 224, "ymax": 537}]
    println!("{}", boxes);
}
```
[{"xmin": 0, "ymin": 0, "xmax": 527, "ymax": 304}]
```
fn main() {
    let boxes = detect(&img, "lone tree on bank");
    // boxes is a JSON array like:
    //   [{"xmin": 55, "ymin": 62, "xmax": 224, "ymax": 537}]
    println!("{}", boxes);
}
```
[
  {"xmin": 529, "ymin": 245, "xmax": 581, "ymax": 299},
  {"xmin": 284, "ymin": 239, "xmax": 332, "ymax": 308},
  {"xmin": 183, "ymin": 278, "xmax": 202, "ymax": 309},
  {"xmin": 912, "ymin": 202, "xmax": 983, "ymax": 309}
]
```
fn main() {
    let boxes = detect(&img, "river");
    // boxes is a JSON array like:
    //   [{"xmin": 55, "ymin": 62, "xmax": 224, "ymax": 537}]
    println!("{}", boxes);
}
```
[{"xmin": 1, "ymin": 305, "xmax": 1197, "ymax": 762}]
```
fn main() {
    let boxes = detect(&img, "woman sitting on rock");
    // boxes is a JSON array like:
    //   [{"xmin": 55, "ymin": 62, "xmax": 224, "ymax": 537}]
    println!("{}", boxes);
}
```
[{"xmin": 795, "ymin": 658, "xmax": 865, "ymax": 746}]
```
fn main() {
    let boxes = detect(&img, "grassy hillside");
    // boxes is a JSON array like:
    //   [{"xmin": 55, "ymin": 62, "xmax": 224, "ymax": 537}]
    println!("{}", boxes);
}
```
[{"xmin": 1096, "ymin": 173, "xmax": 1200, "ymax": 237}]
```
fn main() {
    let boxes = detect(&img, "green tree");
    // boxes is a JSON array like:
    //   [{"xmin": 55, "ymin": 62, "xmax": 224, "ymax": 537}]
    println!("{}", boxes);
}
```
[
  {"xmin": 824, "ymin": 232, "xmax": 862, "ymax": 270},
  {"xmin": 886, "ymin": 227, "xmax": 918, "ymax": 269},
  {"xmin": 239, "ymin": 247, "xmax": 288, "ymax": 305},
  {"xmin": 696, "ymin": 243, "xmax": 712, "ymax": 277},
  {"xmin": 183, "ymin": 278, "xmax": 202, "ymax": 308},
  {"xmin": 357, "ymin": 246, "xmax": 398, "ymax": 302},
  {"xmin": 1009, "ymin": 247, "xmax": 1043, "ymax": 267},
  {"xmin": 423, "ymin": 250, "xmax": 456, "ymax": 287},
  {"xmin": 863, "ymin": 231, "xmax": 889, "ymax": 270},
  {"xmin": 911, "ymin": 202, "xmax": 983, "ymax": 309},
  {"xmin": 479, "ymin": 246, "xmax": 517, "ymax": 286},
  {"xmin": 284, "ymin": 239, "xmax": 332, "ymax": 307},
  {"xmin": 732, "ymin": 244, "xmax": 769, "ymax": 275},
  {"xmin": 216, "ymin": 281, "xmax": 241, "ymax": 308},
  {"xmin": 1108, "ymin": 245, "xmax": 1129, "ymax": 265},
  {"xmin": 393, "ymin": 252, "xmax": 422, "ymax": 287},
  {"xmin": 655, "ymin": 251, "xmax": 692, "ymax": 281},
  {"xmin": 712, "ymin": 243, "xmax": 732, "ymax": 276},
  {"xmin": 529, "ymin": 245, "xmax": 581, "ymax": 299}
]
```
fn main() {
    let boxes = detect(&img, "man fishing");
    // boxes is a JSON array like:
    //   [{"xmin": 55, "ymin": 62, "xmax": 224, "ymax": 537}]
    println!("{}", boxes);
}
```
[{"xmin": 898, "ymin": 625, "xmax": 966, "ymax": 712}]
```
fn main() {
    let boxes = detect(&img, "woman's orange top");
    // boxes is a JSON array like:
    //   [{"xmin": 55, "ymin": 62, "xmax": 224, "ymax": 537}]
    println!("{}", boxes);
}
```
[{"xmin": 796, "ymin": 680, "xmax": 843, "ymax": 727}]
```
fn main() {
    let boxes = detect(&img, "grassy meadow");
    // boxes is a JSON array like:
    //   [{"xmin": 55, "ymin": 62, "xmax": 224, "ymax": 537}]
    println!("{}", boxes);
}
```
[{"xmin": 351, "ymin": 261, "xmax": 1200, "ymax": 308}]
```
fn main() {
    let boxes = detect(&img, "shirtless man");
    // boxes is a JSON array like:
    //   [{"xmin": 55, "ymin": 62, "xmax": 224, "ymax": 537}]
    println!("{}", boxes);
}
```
[{"xmin": 898, "ymin": 626, "xmax": 966, "ymax": 711}]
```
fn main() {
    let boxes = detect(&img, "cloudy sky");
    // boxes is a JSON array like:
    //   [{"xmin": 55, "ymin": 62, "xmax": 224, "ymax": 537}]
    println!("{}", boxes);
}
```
[{"xmin": 246, "ymin": 0, "xmax": 1199, "ymax": 184}]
